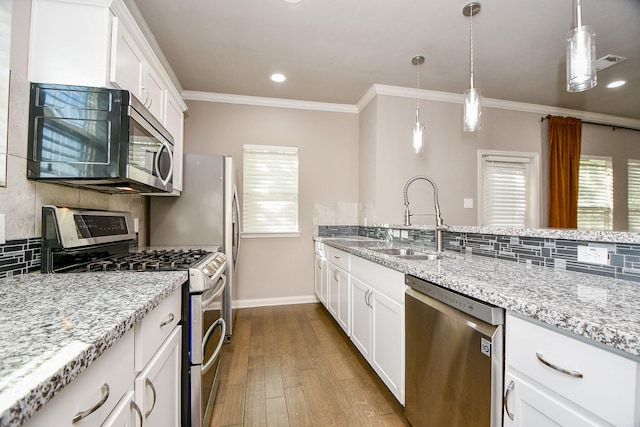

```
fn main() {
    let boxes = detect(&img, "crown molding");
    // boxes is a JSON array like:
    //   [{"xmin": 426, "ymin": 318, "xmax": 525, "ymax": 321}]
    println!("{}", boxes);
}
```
[
  {"xmin": 359, "ymin": 84, "xmax": 640, "ymax": 130},
  {"xmin": 182, "ymin": 90, "xmax": 359, "ymax": 114}
]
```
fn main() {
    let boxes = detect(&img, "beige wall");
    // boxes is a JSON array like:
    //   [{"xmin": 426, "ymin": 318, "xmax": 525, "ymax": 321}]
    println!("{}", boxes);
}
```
[
  {"xmin": 183, "ymin": 100, "xmax": 359, "ymax": 303},
  {"xmin": 366, "ymin": 94, "xmax": 543, "ymax": 226},
  {"xmin": 0, "ymin": 1, "xmax": 148, "ymax": 242}
]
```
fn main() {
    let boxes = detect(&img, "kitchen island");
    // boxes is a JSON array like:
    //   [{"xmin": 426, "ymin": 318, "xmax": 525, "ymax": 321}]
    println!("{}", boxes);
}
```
[
  {"xmin": 317, "ymin": 236, "xmax": 640, "ymax": 359},
  {"xmin": 0, "ymin": 271, "xmax": 188, "ymax": 427}
]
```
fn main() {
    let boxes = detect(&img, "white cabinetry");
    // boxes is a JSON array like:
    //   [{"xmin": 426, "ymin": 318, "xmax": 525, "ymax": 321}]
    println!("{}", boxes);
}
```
[
  {"xmin": 313, "ymin": 242, "xmax": 327, "ymax": 306},
  {"xmin": 28, "ymin": 0, "xmax": 187, "ymax": 193},
  {"xmin": 350, "ymin": 255, "xmax": 404, "ymax": 404},
  {"xmin": 24, "ymin": 330, "xmax": 135, "ymax": 427},
  {"xmin": 327, "ymin": 262, "xmax": 350, "ymax": 334},
  {"xmin": 24, "ymin": 287, "xmax": 183, "ymax": 427},
  {"xmin": 134, "ymin": 328, "xmax": 181, "ymax": 426},
  {"xmin": 504, "ymin": 312, "xmax": 640, "ymax": 427}
]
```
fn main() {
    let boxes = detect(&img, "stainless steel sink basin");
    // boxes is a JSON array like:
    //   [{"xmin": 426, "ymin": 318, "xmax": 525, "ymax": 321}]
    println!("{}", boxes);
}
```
[
  {"xmin": 371, "ymin": 247, "xmax": 442, "ymax": 261},
  {"xmin": 373, "ymin": 248, "xmax": 419, "ymax": 256},
  {"xmin": 396, "ymin": 254, "xmax": 441, "ymax": 261}
]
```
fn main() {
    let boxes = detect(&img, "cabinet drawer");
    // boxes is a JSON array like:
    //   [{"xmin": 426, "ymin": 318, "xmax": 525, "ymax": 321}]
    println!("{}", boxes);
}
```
[
  {"xmin": 134, "ymin": 288, "xmax": 181, "ymax": 371},
  {"xmin": 351, "ymin": 255, "xmax": 405, "ymax": 304},
  {"xmin": 326, "ymin": 246, "xmax": 350, "ymax": 271},
  {"xmin": 25, "ymin": 330, "xmax": 134, "ymax": 427},
  {"xmin": 506, "ymin": 313, "xmax": 639, "ymax": 426}
]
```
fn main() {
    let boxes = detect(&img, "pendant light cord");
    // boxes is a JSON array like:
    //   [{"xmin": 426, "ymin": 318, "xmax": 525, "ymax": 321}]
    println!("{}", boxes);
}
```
[
  {"xmin": 416, "ymin": 60, "xmax": 420, "ymax": 116},
  {"xmin": 469, "ymin": 8, "xmax": 474, "ymax": 89}
]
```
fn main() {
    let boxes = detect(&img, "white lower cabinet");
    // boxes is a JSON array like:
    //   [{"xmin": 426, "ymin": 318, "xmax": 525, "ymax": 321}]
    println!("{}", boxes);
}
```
[
  {"xmin": 327, "ymin": 262, "xmax": 350, "ymax": 334},
  {"xmin": 314, "ymin": 253, "xmax": 327, "ymax": 306},
  {"xmin": 24, "ymin": 287, "xmax": 183, "ymax": 427},
  {"xmin": 504, "ymin": 312, "xmax": 640, "ymax": 427},
  {"xmin": 134, "ymin": 327, "xmax": 182, "ymax": 426},
  {"xmin": 24, "ymin": 330, "xmax": 135, "ymax": 427},
  {"xmin": 101, "ymin": 391, "xmax": 140, "ymax": 427},
  {"xmin": 349, "ymin": 257, "xmax": 404, "ymax": 404}
]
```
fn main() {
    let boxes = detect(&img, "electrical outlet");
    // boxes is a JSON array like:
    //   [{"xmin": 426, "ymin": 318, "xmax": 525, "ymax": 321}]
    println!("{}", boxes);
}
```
[
  {"xmin": 401, "ymin": 230, "xmax": 409, "ymax": 239},
  {"xmin": 0, "ymin": 214, "xmax": 5, "ymax": 244},
  {"xmin": 464, "ymin": 198, "xmax": 473, "ymax": 209},
  {"xmin": 577, "ymin": 246, "xmax": 609, "ymax": 265},
  {"xmin": 133, "ymin": 218, "xmax": 139, "ymax": 233}
]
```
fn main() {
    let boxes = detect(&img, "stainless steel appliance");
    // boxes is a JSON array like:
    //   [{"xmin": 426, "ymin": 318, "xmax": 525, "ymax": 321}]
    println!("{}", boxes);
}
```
[
  {"xmin": 150, "ymin": 154, "xmax": 240, "ymax": 342},
  {"xmin": 27, "ymin": 83, "xmax": 174, "ymax": 194},
  {"xmin": 405, "ymin": 275, "xmax": 505, "ymax": 427},
  {"xmin": 40, "ymin": 205, "xmax": 227, "ymax": 427}
]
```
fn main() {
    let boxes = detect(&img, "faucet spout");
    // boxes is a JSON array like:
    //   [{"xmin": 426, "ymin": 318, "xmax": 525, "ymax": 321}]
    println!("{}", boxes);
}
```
[{"xmin": 403, "ymin": 175, "xmax": 445, "ymax": 252}]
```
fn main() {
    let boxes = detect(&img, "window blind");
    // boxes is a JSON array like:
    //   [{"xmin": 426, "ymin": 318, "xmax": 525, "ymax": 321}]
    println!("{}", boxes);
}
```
[
  {"xmin": 243, "ymin": 145, "xmax": 299, "ymax": 234},
  {"xmin": 482, "ymin": 156, "xmax": 529, "ymax": 227},
  {"xmin": 577, "ymin": 157, "xmax": 613, "ymax": 231},
  {"xmin": 628, "ymin": 160, "xmax": 640, "ymax": 231}
]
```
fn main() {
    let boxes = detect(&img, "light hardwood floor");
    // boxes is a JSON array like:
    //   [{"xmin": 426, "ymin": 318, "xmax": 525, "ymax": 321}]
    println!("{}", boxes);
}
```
[{"xmin": 209, "ymin": 303, "xmax": 411, "ymax": 427}]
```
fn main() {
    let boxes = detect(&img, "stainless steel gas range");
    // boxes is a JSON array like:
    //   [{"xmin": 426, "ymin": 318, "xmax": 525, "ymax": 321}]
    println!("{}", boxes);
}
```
[{"xmin": 41, "ymin": 205, "xmax": 227, "ymax": 427}]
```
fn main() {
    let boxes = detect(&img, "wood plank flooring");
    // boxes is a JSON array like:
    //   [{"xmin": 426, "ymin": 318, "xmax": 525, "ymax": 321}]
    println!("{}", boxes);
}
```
[{"xmin": 209, "ymin": 303, "xmax": 410, "ymax": 427}]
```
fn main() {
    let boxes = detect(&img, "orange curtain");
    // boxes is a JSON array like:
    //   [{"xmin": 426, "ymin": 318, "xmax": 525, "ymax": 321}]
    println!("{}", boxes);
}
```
[{"xmin": 548, "ymin": 116, "xmax": 582, "ymax": 228}]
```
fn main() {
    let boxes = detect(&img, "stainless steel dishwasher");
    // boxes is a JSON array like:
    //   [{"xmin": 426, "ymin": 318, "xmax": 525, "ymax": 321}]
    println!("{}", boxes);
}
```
[{"xmin": 405, "ymin": 275, "xmax": 505, "ymax": 427}]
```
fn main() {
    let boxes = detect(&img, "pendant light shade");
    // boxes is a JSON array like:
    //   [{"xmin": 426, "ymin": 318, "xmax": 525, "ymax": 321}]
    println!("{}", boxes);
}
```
[
  {"xmin": 463, "ymin": 2, "xmax": 481, "ymax": 132},
  {"xmin": 566, "ymin": 0, "xmax": 596, "ymax": 92},
  {"xmin": 411, "ymin": 55, "xmax": 425, "ymax": 154},
  {"xmin": 463, "ymin": 88, "xmax": 481, "ymax": 132}
]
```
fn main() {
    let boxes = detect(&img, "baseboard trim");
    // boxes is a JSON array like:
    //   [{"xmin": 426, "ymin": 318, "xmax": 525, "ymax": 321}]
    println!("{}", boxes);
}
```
[{"xmin": 234, "ymin": 295, "xmax": 319, "ymax": 309}]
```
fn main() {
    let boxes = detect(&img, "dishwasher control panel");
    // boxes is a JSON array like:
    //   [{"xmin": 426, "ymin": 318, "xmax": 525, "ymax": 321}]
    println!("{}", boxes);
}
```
[{"xmin": 405, "ymin": 274, "xmax": 505, "ymax": 325}]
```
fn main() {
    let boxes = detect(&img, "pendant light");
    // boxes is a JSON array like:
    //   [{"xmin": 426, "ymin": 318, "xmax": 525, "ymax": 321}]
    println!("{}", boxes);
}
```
[
  {"xmin": 566, "ymin": 0, "xmax": 597, "ymax": 92},
  {"xmin": 463, "ymin": 2, "xmax": 481, "ymax": 132},
  {"xmin": 411, "ymin": 55, "xmax": 425, "ymax": 154}
]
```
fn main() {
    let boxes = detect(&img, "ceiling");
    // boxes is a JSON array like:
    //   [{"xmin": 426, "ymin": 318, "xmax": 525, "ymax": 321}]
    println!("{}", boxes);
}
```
[{"xmin": 130, "ymin": 0, "xmax": 640, "ymax": 120}]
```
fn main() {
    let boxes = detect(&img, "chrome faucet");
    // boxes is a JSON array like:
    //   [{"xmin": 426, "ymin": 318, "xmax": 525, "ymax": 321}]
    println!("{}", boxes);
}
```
[{"xmin": 403, "ymin": 175, "xmax": 445, "ymax": 253}]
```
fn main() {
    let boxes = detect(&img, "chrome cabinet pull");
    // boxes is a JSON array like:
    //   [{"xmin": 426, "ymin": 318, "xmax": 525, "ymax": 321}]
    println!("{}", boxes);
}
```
[
  {"xmin": 333, "ymin": 270, "xmax": 339, "ymax": 281},
  {"xmin": 130, "ymin": 400, "xmax": 143, "ymax": 427},
  {"xmin": 144, "ymin": 378, "xmax": 157, "ymax": 418},
  {"xmin": 72, "ymin": 383, "xmax": 110, "ymax": 423},
  {"xmin": 536, "ymin": 352, "xmax": 584, "ymax": 378},
  {"xmin": 504, "ymin": 380, "xmax": 515, "ymax": 421},
  {"xmin": 365, "ymin": 290, "xmax": 372, "ymax": 308},
  {"xmin": 159, "ymin": 312, "xmax": 175, "ymax": 327}
]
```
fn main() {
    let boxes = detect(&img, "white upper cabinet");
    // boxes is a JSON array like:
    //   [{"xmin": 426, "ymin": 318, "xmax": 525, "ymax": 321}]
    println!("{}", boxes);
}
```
[{"xmin": 28, "ymin": 0, "xmax": 187, "ymax": 193}]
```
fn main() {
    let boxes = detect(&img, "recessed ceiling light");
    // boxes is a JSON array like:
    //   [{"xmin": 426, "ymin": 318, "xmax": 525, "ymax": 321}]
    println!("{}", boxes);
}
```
[
  {"xmin": 606, "ymin": 80, "xmax": 626, "ymax": 89},
  {"xmin": 282, "ymin": 0, "xmax": 302, "ymax": 3},
  {"xmin": 270, "ymin": 73, "xmax": 287, "ymax": 83}
]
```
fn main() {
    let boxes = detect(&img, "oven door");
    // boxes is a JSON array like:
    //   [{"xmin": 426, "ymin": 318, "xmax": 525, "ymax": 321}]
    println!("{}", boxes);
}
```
[{"xmin": 190, "ymin": 274, "xmax": 226, "ymax": 427}]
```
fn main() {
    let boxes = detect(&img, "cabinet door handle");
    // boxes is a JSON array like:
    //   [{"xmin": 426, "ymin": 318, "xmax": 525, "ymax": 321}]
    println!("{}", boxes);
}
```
[
  {"xmin": 536, "ymin": 352, "xmax": 584, "ymax": 378},
  {"xmin": 145, "ymin": 378, "xmax": 157, "ymax": 418},
  {"xmin": 130, "ymin": 400, "xmax": 144, "ymax": 427},
  {"xmin": 317, "ymin": 260, "xmax": 321, "ymax": 269},
  {"xmin": 334, "ymin": 255, "xmax": 340, "ymax": 259},
  {"xmin": 333, "ymin": 270, "xmax": 339, "ymax": 281},
  {"xmin": 365, "ymin": 290, "xmax": 372, "ymax": 308},
  {"xmin": 159, "ymin": 312, "xmax": 175, "ymax": 327},
  {"xmin": 72, "ymin": 383, "xmax": 110, "ymax": 423},
  {"xmin": 504, "ymin": 380, "xmax": 515, "ymax": 421}
]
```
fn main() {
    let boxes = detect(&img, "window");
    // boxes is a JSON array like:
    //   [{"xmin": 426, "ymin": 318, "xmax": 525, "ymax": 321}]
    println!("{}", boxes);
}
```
[
  {"xmin": 242, "ymin": 144, "xmax": 299, "ymax": 235},
  {"xmin": 478, "ymin": 151, "xmax": 539, "ymax": 228},
  {"xmin": 577, "ymin": 156, "xmax": 613, "ymax": 231},
  {"xmin": 628, "ymin": 160, "xmax": 640, "ymax": 231}
]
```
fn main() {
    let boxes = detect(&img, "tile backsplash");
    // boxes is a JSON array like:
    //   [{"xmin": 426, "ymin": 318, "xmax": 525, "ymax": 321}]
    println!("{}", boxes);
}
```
[
  {"xmin": 318, "ymin": 225, "xmax": 640, "ymax": 283},
  {"xmin": 0, "ymin": 238, "xmax": 41, "ymax": 278}
]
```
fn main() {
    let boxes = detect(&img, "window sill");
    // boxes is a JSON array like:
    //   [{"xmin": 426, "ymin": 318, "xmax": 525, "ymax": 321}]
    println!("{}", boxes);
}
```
[{"xmin": 241, "ymin": 232, "xmax": 301, "ymax": 239}]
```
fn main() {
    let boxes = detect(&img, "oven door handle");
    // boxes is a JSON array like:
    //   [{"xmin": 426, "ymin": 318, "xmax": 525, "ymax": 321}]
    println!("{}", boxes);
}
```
[
  {"xmin": 202, "ymin": 274, "xmax": 226, "ymax": 310},
  {"xmin": 201, "ymin": 318, "xmax": 226, "ymax": 375}
]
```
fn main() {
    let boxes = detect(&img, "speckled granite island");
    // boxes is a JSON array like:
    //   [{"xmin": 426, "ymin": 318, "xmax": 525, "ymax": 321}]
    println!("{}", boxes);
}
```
[
  {"xmin": 0, "ymin": 271, "xmax": 188, "ymax": 427},
  {"xmin": 317, "ymin": 236, "xmax": 640, "ymax": 359}
]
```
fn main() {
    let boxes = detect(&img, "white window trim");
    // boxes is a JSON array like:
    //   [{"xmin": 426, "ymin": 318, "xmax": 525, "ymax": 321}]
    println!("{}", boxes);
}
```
[
  {"xmin": 477, "ymin": 149, "xmax": 540, "ymax": 228},
  {"xmin": 578, "ymin": 154, "xmax": 613, "ymax": 231}
]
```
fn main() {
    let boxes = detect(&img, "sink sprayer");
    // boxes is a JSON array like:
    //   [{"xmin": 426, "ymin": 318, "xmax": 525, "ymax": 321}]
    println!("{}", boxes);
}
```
[{"xmin": 403, "ymin": 175, "xmax": 445, "ymax": 253}]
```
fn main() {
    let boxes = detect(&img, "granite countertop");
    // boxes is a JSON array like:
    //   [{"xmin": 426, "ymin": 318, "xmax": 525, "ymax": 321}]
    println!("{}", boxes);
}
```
[
  {"xmin": 316, "ymin": 236, "xmax": 640, "ymax": 359},
  {"xmin": 0, "ymin": 271, "xmax": 188, "ymax": 427}
]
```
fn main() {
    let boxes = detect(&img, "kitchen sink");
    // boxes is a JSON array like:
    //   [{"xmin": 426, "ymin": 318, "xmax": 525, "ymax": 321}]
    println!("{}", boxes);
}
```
[{"xmin": 371, "ymin": 247, "xmax": 442, "ymax": 260}]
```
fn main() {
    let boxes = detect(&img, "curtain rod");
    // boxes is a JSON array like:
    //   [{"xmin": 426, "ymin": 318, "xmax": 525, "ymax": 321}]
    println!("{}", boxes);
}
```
[{"xmin": 540, "ymin": 115, "xmax": 640, "ymax": 133}]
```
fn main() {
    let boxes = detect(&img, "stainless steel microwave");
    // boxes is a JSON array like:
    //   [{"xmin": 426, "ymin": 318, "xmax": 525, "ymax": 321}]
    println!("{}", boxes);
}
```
[{"xmin": 27, "ymin": 83, "xmax": 174, "ymax": 194}]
